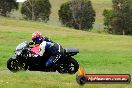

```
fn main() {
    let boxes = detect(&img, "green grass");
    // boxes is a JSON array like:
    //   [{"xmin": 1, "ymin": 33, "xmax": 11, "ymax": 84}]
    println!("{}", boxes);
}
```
[
  {"xmin": 0, "ymin": 17, "xmax": 132, "ymax": 88},
  {"xmin": 0, "ymin": 72, "xmax": 131, "ymax": 88},
  {"xmin": 0, "ymin": 0, "xmax": 130, "ymax": 88}
]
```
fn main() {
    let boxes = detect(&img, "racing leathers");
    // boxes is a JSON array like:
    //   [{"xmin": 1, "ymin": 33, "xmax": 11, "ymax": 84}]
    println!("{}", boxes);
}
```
[
  {"xmin": 42, "ymin": 36, "xmax": 54, "ymax": 43},
  {"xmin": 37, "ymin": 41, "xmax": 62, "ymax": 67}
]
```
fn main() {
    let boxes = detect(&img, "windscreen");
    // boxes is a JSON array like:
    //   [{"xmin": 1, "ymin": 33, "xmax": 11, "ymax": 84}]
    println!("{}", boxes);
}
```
[{"xmin": 16, "ymin": 42, "xmax": 28, "ymax": 51}]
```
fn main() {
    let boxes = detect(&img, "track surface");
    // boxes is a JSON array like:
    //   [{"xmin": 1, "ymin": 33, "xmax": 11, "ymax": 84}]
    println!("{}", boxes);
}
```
[{"xmin": 0, "ymin": 69, "xmax": 59, "ymax": 74}]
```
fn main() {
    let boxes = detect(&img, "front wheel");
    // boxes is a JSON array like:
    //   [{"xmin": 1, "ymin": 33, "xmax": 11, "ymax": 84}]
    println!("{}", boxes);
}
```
[
  {"xmin": 7, "ymin": 57, "xmax": 28, "ymax": 73},
  {"xmin": 57, "ymin": 57, "xmax": 79, "ymax": 74}
]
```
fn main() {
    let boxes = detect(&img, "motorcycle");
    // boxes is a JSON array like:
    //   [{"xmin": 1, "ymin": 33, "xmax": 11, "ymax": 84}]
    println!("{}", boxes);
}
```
[{"xmin": 7, "ymin": 41, "xmax": 79, "ymax": 74}]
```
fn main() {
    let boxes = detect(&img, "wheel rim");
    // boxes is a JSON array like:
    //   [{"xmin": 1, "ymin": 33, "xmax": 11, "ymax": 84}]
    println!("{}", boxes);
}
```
[
  {"xmin": 18, "ymin": 62, "xmax": 26, "ymax": 70},
  {"xmin": 9, "ymin": 59, "xmax": 27, "ymax": 71},
  {"xmin": 67, "ymin": 62, "xmax": 76, "ymax": 73},
  {"xmin": 10, "ymin": 59, "xmax": 19, "ymax": 71},
  {"xmin": 58, "ymin": 61, "xmax": 77, "ymax": 74},
  {"xmin": 58, "ymin": 63, "xmax": 69, "ymax": 73}
]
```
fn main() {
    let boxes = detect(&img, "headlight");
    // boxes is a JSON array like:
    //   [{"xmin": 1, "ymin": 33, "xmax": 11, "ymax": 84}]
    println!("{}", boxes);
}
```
[{"xmin": 16, "ymin": 51, "xmax": 22, "ymax": 55}]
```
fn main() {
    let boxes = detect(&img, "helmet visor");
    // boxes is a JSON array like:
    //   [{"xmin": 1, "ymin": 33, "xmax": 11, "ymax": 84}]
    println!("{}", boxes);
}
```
[{"xmin": 33, "ymin": 36, "xmax": 41, "ymax": 44}]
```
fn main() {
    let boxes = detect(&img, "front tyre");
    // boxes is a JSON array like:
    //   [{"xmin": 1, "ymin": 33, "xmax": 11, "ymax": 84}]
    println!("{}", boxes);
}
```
[
  {"xmin": 7, "ymin": 58, "xmax": 28, "ymax": 73},
  {"xmin": 57, "ymin": 57, "xmax": 79, "ymax": 74}
]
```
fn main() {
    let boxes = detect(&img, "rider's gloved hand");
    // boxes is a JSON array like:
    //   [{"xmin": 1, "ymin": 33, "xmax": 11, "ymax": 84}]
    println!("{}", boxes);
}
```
[{"xmin": 29, "ymin": 41, "xmax": 34, "ymax": 45}]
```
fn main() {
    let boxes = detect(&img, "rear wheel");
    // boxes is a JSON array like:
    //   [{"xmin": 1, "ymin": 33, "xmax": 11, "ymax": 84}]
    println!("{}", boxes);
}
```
[
  {"xmin": 57, "ymin": 57, "xmax": 79, "ymax": 74},
  {"xmin": 7, "ymin": 57, "xmax": 28, "ymax": 73}
]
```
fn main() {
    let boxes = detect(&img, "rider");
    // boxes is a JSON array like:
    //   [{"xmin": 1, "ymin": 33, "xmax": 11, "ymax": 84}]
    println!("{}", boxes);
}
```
[
  {"xmin": 31, "ymin": 32, "xmax": 62, "ymax": 67},
  {"xmin": 32, "ymin": 32, "xmax": 53, "ymax": 44}
]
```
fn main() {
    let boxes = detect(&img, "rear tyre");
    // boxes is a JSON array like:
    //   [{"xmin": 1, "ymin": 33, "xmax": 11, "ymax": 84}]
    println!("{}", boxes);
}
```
[
  {"xmin": 57, "ymin": 57, "xmax": 79, "ymax": 74},
  {"xmin": 7, "ymin": 57, "xmax": 28, "ymax": 73}
]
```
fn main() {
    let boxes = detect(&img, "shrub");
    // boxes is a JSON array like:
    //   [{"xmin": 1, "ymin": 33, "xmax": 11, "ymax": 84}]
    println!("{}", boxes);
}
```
[
  {"xmin": 21, "ymin": 0, "xmax": 51, "ymax": 22},
  {"xmin": 0, "ymin": 0, "xmax": 18, "ymax": 17},
  {"xmin": 58, "ymin": 0, "xmax": 96, "ymax": 30},
  {"xmin": 103, "ymin": 0, "xmax": 132, "ymax": 35}
]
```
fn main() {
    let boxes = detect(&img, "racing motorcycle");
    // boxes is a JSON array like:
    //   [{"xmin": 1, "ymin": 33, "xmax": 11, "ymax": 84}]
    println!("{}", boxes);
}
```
[{"xmin": 7, "ymin": 41, "xmax": 79, "ymax": 74}]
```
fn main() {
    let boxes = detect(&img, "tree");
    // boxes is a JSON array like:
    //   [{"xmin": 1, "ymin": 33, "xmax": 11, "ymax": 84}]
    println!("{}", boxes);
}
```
[
  {"xmin": 103, "ymin": 9, "xmax": 114, "ymax": 34},
  {"xmin": 21, "ymin": 0, "xmax": 51, "ymax": 22},
  {"xmin": 58, "ymin": 0, "xmax": 96, "ymax": 30},
  {"xmin": 0, "ymin": 0, "xmax": 18, "ymax": 16},
  {"xmin": 103, "ymin": 0, "xmax": 132, "ymax": 35}
]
